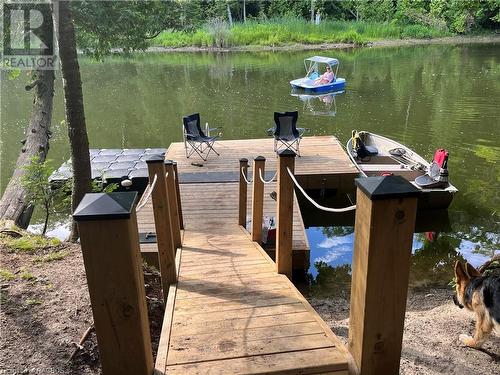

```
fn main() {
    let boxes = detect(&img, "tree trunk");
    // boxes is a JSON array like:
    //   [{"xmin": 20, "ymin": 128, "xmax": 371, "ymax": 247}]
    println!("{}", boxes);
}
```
[
  {"xmin": 0, "ymin": 11, "xmax": 55, "ymax": 228},
  {"xmin": 311, "ymin": 0, "xmax": 315, "ymax": 23},
  {"xmin": 243, "ymin": 0, "xmax": 246, "ymax": 23},
  {"xmin": 227, "ymin": 4, "xmax": 233, "ymax": 27},
  {"xmin": 53, "ymin": 0, "xmax": 91, "ymax": 242}
]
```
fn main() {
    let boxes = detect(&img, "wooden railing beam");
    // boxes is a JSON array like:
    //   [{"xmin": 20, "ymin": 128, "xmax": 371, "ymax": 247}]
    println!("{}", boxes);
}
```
[
  {"xmin": 146, "ymin": 156, "xmax": 176, "ymax": 302},
  {"xmin": 251, "ymin": 156, "xmax": 265, "ymax": 243},
  {"xmin": 348, "ymin": 175, "xmax": 420, "ymax": 375},
  {"xmin": 165, "ymin": 160, "xmax": 182, "ymax": 249},
  {"xmin": 172, "ymin": 161, "xmax": 184, "ymax": 230},
  {"xmin": 276, "ymin": 150, "xmax": 296, "ymax": 279},
  {"xmin": 238, "ymin": 158, "xmax": 249, "ymax": 227},
  {"xmin": 74, "ymin": 192, "xmax": 153, "ymax": 375}
]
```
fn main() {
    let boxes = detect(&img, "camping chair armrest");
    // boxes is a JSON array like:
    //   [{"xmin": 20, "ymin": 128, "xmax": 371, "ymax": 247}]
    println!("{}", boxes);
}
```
[
  {"xmin": 297, "ymin": 127, "xmax": 309, "ymax": 136},
  {"xmin": 266, "ymin": 127, "xmax": 275, "ymax": 137},
  {"xmin": 184, "ymin": 132, "xmax": 198, "ymax": 138},
  {"xmin": 208, "ymin": 127, "xmax": 221, "ymax": 132}
]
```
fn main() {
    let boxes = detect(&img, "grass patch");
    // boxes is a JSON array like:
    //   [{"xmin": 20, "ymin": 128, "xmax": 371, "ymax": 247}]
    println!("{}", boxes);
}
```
[
  {"xmin": 34, "ymin": 250, "xmax": 70, "ymax": 263},
  {"xmin": 401, "ymin": 24, "xmax": 451, "ymax": 39},
  {"xmin": 0, "ymin": 268, "xmax": 15, "ymax": 281},
  {"xmin": 20, "ymin": 270, "xmax": 36, "ymax": 281},
  {"xmin": 26, "ymin": 298, "xmax": 42, "ymax": 305},
  {"xmin": 1, "ymin": 235, "xmax": 61, "ymax": 254},
  {"xmin": 152, "ymin": 19, "xmax": 450, "ymax": 48}
]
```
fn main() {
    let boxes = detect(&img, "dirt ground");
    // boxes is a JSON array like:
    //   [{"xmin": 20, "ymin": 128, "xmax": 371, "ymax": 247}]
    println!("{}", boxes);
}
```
[
  {"xmin": 0, "ymin": 239, "xmax": 163, "ymax": 375},
  {"xmin": 1, "ymin": 239, "xmax": 498, "ymax": 375},
  {"xmin": 311, "ymin": 290, "xmax": 500, "ymax": 375}
]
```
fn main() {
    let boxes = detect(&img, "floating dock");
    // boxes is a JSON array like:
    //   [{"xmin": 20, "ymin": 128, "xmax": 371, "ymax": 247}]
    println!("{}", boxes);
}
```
[{"xmin": 135, "ymin": 136, "xmax": 357, "ymax": 374}]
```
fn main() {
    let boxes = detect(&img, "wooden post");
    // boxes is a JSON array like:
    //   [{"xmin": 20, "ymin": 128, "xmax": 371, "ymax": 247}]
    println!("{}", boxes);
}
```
[
  {"xmin": 74, "ymin": 192, "xmax": 153, "ymax": 375},
  {"xmin": 276, "ymin": 150, "xmax": 296, "ymax": 279},
  {"xmin": 348, "ymin": 176, "xmax": 420, "ymax": 375},
  {"xmin": 165, "ymin": 160, "xmax": 182, "ymax": 249},
  {"xmin": 146, "ymin": 156, "xmax": 176, "ymax": 302},
  {"xmin": 172, "ymin": 161, "xmax": 184, "ymax": 230},
  {"xmin": 238, "ymin": 158, "xmax": 249, "ymax": 227},
  {"xmin": 251, "ymin": 156, "xmax": 265, "ymax": 243}
]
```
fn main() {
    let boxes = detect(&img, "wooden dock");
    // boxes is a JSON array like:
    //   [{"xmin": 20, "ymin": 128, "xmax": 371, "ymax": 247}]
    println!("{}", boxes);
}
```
[
  {"xmin": 153, "ymin": 222, "xmax": 348, "ymax": 374},
  {"xmin": 140, "ymin": 136, "xmax": 358, "ymax": 270},
  {"xmin": 134, "ymin": 136, "xmax": 356, "ymax": 374},
  {"xmin": 75, "ymin": 135, "xmax": 421, "ymax": 375}
]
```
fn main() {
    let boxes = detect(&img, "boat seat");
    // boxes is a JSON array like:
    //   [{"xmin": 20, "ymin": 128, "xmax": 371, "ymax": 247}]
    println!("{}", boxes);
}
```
[
  {"xmin": 309, "ymin": 72, "xmax": 319, "ymax": 80},
  {"xmin": 351, "ymin": 130, "xmax": 378, "ymax": 159}
]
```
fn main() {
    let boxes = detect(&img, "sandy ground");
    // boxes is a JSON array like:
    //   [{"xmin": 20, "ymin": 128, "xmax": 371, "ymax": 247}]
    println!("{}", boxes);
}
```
[
  {"xmin": 1, "ymin": 239, "xmax": 498, "ymax": 374},
  {"xmin": 311, "ymin": 290, "xmax": 500, "ymax": 375}
]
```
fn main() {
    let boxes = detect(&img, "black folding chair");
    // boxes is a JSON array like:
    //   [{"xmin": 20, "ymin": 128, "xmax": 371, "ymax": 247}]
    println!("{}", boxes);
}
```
[
  {"xmin": 182, "ymin": 113, "xmax": 221, "ymax": 161},
  {"xmin": 272, "ymin": 111, "xmax": 305, "ymax": 156}
]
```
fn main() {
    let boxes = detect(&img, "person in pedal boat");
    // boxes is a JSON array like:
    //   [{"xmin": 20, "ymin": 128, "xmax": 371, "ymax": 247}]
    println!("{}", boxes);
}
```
[{"xmin": 314, "ymin": 65, "xmax": 334, "ymax": 85}]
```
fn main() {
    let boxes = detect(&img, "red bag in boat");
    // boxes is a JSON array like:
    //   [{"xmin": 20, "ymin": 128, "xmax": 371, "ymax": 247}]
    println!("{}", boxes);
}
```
[{"xmin": 433, "ymin": 149, "xmax": 448, "ymax": 167}]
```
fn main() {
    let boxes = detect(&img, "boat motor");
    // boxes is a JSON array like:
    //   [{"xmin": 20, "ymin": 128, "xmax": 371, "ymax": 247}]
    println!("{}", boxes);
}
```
[{"xmin": 438, "ymin": 154, "xmax": 449, "ymax": 184}]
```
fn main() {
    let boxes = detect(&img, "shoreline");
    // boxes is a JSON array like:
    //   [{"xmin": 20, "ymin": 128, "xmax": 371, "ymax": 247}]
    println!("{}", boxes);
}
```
[{"xmin": 146, "ymin": 34, "xmax": 500, "ymax": 53}]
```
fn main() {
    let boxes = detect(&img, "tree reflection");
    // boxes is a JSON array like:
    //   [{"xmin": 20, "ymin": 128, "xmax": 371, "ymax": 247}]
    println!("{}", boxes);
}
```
[{"xmin": 311, "ymin": 261, "xmax": 351, "ymax": 298}]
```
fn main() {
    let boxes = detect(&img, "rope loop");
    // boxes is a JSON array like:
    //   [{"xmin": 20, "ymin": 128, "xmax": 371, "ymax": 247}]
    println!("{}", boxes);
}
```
[
  {"xmin": 136, "ymin": 174, "xmax": 158, "ymax": 212},
  {"xmin": 286, "ymin": 167, "xmax": 356, "ymax": 213},
  {"xmin": 258, "ymin": 169, "xmax": 277, "ymax": 184},
  {"xmin": 241, "ymin": 167, "xmax": 252, "ymax": 184}
]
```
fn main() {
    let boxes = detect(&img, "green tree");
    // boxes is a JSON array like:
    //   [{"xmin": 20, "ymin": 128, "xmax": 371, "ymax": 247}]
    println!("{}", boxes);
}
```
[
  {"xmin": 20, "ymin": 156, "xmax": 59, "ymax": 235},
  {"xmin": 73, "ymin": 0, "xmax": 183, "ymax": 59}
]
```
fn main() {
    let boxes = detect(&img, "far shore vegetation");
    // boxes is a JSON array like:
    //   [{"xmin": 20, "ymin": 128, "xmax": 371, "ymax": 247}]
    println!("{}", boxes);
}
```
[
  {"xmin": 148, "ymin": 1, "xmax": 499, "ymax": 49},
  {"xmin": 152, "ymin": 18, "xmax": 454, "ymax": 48}
]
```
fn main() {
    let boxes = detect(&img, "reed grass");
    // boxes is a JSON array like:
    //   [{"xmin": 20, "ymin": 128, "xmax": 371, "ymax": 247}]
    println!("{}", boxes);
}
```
[{"xmin": 153, "ymin": 18, "xmax": 449, "ymax": 48}]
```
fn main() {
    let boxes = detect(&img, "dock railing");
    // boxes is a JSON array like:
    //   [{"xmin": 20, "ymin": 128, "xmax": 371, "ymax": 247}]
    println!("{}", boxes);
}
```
[
  {"xmin": 145, "ymin": 156, "xmax": 178, "ymax": 302},
  {"xmin": 237, "ymin": 149, "xmax": 420, "ymax": 375},
  {"xmin": 74, "ymin": 155, "xmax": 184, "ymax": 375},
  {"xmin": 74, "ymin": 191, "xmax": 153, "ymax": 375}
]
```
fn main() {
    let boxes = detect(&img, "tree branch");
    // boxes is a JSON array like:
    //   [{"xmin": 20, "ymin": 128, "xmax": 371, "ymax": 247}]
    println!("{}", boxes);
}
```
[
  {"xmin": 478, "ymin": 254, "xmax": 500, "ymax": 274},
  {"xmin": 25, "ymin": 79, "xmax": 42, "ymax": 91}
]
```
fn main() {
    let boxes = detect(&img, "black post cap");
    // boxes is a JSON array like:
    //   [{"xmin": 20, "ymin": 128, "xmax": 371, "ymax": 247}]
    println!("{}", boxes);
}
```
[
  {"xmin": 278, "ymin": 149, "xmax": 296, "ymax": 157},
  {"xmin": 355, "ymin": 176, "xmax": 421, "ymax": 201},
  {"xmin": 164, "ymin": 159, "xmax": 173, "ymax": 166},
  {"xmin": 73, "ymin": 192, "xmax": 138, "ymax": 221},
  {"xmin": 239, "ymin": 158, "xmax": 248, "ymax": 163},
  {"xmin": 146, "ymin": 155, "xmax": 164, "ymax": 163},
  {"xmin": 254, "ymin": 155, "xmax": 266, "ymax": 161}
]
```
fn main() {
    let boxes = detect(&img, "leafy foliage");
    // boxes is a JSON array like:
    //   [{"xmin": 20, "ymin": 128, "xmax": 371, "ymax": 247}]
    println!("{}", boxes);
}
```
[
  {"xmin": 72, "ymin": 0, "xmax": 499, "ymax": 54},
  {"xmin": 72, "ymin": 0, "xmax": 183, "ymax": 58},
  {"xmin": 21, "ymin": 156, "xmax": 61, "ymax": 235}
]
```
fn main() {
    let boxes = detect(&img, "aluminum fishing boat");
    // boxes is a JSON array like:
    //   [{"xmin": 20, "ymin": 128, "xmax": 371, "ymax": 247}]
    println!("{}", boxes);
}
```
[{"xmin": 347, "ymin": 131, "xmax": 458, "ymax": 210}]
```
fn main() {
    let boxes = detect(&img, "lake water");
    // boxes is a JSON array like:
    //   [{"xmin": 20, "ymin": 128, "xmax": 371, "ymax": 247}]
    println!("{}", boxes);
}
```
[{"xmin": 1, "ymin": 43, "xmax": 498, "ymax": 291}]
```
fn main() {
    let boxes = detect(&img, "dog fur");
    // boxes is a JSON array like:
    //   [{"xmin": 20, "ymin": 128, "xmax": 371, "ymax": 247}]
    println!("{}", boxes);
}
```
[{"xmin": 453, "ymin": 260, "xmax": 500, "ymax": 348}]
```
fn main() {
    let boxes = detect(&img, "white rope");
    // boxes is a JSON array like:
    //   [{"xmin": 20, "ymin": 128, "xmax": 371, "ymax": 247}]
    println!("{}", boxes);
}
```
[
  {"xmin": 136, "ymin": 174, "xmax": 157, "ymax": 212},
  {"xmin": 241, "ymin": 167, "xmax": 252, "ymax": 184},
  {"xmin": 259, "ymin": 169, "xmax": 278, "ymax": 184},
  {"xmin": 286, "ymin": 167, "xmax": 357, "ymax": 213}
]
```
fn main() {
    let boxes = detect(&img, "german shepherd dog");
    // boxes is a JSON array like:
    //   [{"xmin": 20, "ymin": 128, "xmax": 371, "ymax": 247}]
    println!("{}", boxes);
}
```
[{"xmin": 453, "ymin": 261, "xmax": 500, "ymax": 348}]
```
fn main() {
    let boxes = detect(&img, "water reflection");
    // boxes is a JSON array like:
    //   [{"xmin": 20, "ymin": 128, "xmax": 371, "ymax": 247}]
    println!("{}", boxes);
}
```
[
  {"xmin": 307, "ymin": 223, "xmax": 499, "ymax": 296},
  {"xmin": 291, "ymin": 91, "xmax": 343, "ymax": 116}
]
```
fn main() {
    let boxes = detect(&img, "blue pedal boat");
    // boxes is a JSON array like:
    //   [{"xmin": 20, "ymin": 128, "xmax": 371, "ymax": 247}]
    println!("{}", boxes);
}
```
[{"xmin": 290, "ymin": 56, "xmax": 346, "ymax": 93}]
